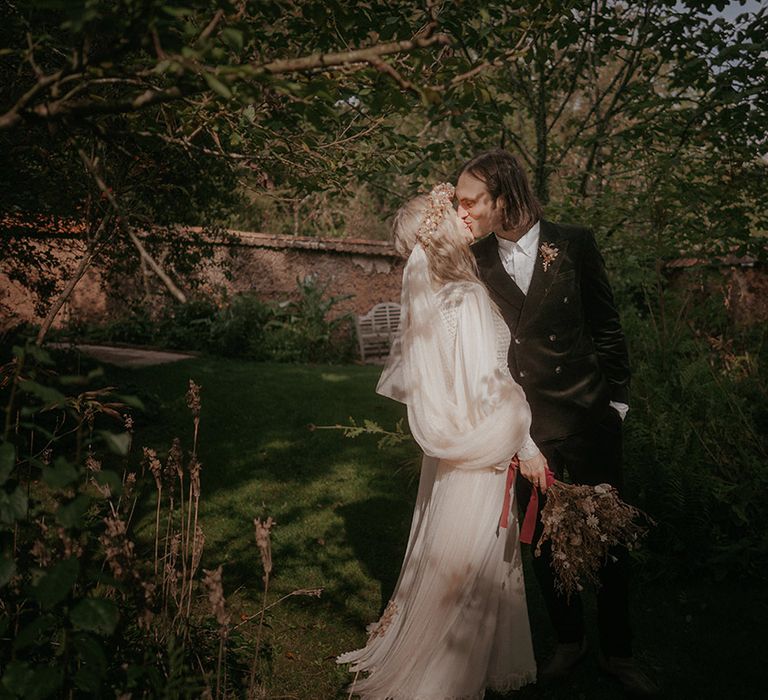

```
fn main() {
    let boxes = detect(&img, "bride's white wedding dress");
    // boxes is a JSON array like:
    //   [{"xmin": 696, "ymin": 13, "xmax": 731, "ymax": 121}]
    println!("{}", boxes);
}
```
[{"xmin": 338, "ymin": 246, "xmax": 537, "ymax": 699}]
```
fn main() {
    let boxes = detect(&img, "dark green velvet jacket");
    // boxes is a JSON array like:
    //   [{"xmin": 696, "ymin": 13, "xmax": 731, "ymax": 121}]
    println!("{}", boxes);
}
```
[{"xmin": 472, "ymin": 220, "xmax": 630, "ymax": 443}]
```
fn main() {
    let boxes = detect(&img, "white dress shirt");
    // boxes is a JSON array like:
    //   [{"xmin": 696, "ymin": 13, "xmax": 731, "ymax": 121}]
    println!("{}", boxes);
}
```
[
  {"xmin": 495, "ymin": 222, "xmax": 540, "ymax": 295},
  {"xmin": 496, "ymin": 222, "xmax": 629, "ymax": 422}
]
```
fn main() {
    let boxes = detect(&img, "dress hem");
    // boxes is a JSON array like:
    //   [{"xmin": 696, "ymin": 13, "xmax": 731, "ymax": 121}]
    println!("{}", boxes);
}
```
[{"xmin": 336, "ymin": 664, "xmax": 537, "ymax": 699}]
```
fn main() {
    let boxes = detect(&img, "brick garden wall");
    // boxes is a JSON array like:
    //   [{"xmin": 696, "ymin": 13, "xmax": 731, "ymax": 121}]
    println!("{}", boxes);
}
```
[
  {"xmin": 1, "ymin": 228, "xmax": 765, "ymax": 333},
  {"xmin": 1, "ymin": 229, "xmax": 405, "ymax": 332}
]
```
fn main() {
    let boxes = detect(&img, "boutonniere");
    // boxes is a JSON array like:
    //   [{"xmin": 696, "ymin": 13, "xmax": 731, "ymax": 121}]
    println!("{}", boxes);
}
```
[{"xmin": 539, "ymin": 242, "xmax": 559, "ymax": 271}]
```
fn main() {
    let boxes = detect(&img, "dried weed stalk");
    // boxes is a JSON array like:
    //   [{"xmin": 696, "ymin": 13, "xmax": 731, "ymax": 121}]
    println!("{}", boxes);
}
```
[
  {"xmin": 143, "ymin": 447, "xmax": 163, "ymax": 577},
  {"xmin": 202, "ymin": 565, "xmax": 230, "ymax": 700},
  {"xmin": 248, "ymin": 516, "xmax": 274, "ymax": 698}
]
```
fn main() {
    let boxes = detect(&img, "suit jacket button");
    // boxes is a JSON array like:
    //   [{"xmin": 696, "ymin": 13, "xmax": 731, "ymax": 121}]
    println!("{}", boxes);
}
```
[
  {"xmin": 555, "ymin": 366, "xmax": 562, "ymax": 374},
  {"xmin": 563, "ymin": 296, "xmax": 569, "ymax": 303},
  {"xmin": 514, "ymin": 338, "xmax": 521, "ymax": 345},
  {"xmin": 519, "ymin": 370, "xmax": 526, "ymax": 378},
  {"xmin": 549, "ymin": 334, "xmax": 557, "ymax": 341}
]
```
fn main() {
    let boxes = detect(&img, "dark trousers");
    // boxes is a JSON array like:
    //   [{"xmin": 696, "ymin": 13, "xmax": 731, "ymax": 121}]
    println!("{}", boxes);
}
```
[{"xmin": 516, "ymin": 404, "xmax": 633, "ymax": 658}]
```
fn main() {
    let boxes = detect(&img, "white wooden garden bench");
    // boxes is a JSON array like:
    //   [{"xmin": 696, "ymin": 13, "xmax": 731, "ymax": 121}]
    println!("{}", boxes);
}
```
[{"xmin": 355, "ymin": 302, "xmax": 401, "ymax": 363}]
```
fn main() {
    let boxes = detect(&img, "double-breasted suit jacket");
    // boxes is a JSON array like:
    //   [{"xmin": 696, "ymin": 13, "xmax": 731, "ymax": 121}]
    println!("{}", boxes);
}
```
[{"xmin": 472, "ymin": 219, "xmax": 630, "ymax": 444}]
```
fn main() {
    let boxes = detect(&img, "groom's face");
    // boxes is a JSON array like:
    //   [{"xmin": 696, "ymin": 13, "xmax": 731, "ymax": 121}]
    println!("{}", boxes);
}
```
[{"xmin": 456, "ymin": 171, "xmax": 501, "ymax": 238}]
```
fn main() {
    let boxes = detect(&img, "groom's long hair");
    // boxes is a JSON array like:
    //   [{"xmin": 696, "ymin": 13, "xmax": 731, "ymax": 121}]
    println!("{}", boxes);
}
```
[{"xmin": 460, "ymin": 149, "xmax": 542, "ymax": 234}]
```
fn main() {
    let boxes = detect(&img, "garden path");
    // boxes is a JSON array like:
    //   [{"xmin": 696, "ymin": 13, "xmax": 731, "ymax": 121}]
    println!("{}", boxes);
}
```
[{"xmin": 47, "ymin": 342, "xmax": 197, "ymax": 368}]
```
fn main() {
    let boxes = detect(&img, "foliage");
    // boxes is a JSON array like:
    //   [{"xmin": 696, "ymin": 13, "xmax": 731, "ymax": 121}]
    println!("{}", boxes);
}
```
[
  {"xmin": 92, "ymin": 353, "xmax": 768, "ymax": 698},
  {"xmin": 208, "ymin": 292, "xmax": 274, "ymax": 359},
  {"xmin": 419, "ymin": 0, "xmax": 768, "ymax": 265},
  {"xmin": 0, "ymin": 340, "xmax": 163, "ymax": 697},
  {"xmin": 0, "ymin": 0, "xmax": 481, "ymax": 330},
  {"xmin": 258, "ymin": 276, "xmax": 354, "ymax": 363},
  {"xmin": 56, "ymin": 275, "xmax": 355, "ymax": 363},
  {"xmin": 0, "ymin": 337, "xmax": 315, "ymax": 697},
  {"xmin": 621, "ymin": 283, "xmax": 768, "ymax": 577},
  {"xmin": 313, "ymin": 416, "xmax": 412, "ymax": 451},
  {"xmin": 2, "ymin": 1, "xmax": 766, "ymax": 346}
]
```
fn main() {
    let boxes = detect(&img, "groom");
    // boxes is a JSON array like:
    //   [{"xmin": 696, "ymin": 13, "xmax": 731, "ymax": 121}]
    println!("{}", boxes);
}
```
[{"xmin": 456, "ymin": 149, "xmax": 657, "ymax": 696}]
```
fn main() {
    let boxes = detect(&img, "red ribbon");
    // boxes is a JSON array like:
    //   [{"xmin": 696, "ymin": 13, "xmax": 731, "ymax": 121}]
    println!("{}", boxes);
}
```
[{"xmin": 499, "ymin": 456, "xmax": 556, "ymax": 544}]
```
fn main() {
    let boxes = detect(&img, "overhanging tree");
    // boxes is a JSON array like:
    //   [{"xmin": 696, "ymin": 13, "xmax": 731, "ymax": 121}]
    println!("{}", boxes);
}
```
[{"xmin": 0, "ymin": 0, "xmax": 547, "ymax": 341}]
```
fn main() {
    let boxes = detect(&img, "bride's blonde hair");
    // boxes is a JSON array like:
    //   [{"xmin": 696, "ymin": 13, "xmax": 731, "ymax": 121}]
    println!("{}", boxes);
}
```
[{"xmin": 392, "ymin": 189, "xmax": 480, "ymax": 286}]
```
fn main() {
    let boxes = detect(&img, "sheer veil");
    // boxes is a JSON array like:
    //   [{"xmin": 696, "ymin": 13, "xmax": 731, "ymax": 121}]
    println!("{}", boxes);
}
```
[{"xmin": 377, "ymin": 242, "xmax": 530, "ymax": 471}]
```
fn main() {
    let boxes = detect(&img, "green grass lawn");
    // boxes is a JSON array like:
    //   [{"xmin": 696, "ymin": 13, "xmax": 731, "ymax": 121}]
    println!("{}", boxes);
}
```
[{"xmin": 105, "ymin": 355, "xmax": 767, "ymax": 699}]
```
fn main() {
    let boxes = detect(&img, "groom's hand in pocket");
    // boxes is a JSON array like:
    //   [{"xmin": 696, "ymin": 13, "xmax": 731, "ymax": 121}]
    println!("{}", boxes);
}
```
[{"xmin": 519, "ymin": 452, "xmax": 550, "ymax": 492}]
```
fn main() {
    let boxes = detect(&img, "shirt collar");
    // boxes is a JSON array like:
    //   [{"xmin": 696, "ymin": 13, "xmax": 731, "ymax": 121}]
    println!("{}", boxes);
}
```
[{"xmin": 496, "ymin": 220, "xmax": 540, "ymax": 257}]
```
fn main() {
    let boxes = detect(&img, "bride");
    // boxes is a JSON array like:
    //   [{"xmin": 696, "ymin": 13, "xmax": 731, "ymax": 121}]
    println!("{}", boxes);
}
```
[{"xmin": 337, "ymin": 183, "xmax": 541, "ymax": 699}]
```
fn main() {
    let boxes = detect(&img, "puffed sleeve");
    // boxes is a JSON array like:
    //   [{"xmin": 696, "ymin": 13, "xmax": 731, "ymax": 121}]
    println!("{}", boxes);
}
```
[{"xmin": 404, "ymin": 283, "xmax": 533, "ymax": 470}]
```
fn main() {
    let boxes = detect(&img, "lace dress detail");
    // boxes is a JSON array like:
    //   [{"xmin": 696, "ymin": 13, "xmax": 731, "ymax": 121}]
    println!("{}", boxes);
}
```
[
  {"xmin": 337, "ymin": 280, "xmax": 537, "ymax": 699},
  {"xmin": 437, "ymin": 282, "xmax": 511, "ymax": 372}
]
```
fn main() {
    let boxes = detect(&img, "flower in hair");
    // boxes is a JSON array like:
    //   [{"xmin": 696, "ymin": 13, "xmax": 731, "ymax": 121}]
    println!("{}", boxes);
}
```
[{"xmin": 416, "ymin": 182, "xmax": 456, "ymax": 247}]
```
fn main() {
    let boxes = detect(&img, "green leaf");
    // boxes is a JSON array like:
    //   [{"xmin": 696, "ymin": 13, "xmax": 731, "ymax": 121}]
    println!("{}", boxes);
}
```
[
  {"xmin": 13, "ymin": 614, "xmax": 57, "ymax": 651},
  {"xmin": 97, "ymin": 431, "xmax": 131, "ymax": 456},
  {"xmin": 0, "ymin": 661, "xmax": 34, "ymax": 695},
  {"xmin": 93, "ymin": 469, "xmax": 122, "ymax": 495},
  {"xmin": 58, "ymin": 374, "xmax": 89, "ymax": 386},
  {"xmin": 0, "ymin": 486, "xmax": 27, "ymax": 525},
  {"xmin": 33, "ymin": 558, "xmax": 79, "ymax": 609},
  {"xmin": 73, "ymin": 633, "xmax": 108, "ymax": 692},
  {"xmin": 18, "ymin": 380, "xmax": 66, "ymax": 407},
  {"xmin": 42, "ymin": 457, "xmax": 80, "ymax": 490},
  {"xmin": 220, "ymin": 28, "xmax": 243, "ymax": 51},
  {"xmin": 87, "ymin": 367, "xmax": 105, "ymax": 380},
  {"xmin": 56, "ymin": 493, "xmax": 91, "ymax": 528},
  {"xmin": 22, "ymin": 666, "xmax": 63, "ymax": 700},
  {"xmin": 0, "ymin": 442, "xmax": 14, "ymax": 485},
  {"xmin": 114, "ymin": 393, "xmax": 145, "ymax": 411},
  {"xmin": 25, "ymin": 344, "xmax": 54, "ymax": 366},
  {"xmin": 161, "ymin": 6, "xmax": 194, "ymax": 18},
  {"xmin": 203, "ymin": 72, "xmax": 232, "ymax": 98},
  {"xmin": 0, "ymin": 554, "xmax": 16, "ymax": 588},
  {"xmin": 70, "ymin": 598, "xmax": 119, "ymax": 636}
]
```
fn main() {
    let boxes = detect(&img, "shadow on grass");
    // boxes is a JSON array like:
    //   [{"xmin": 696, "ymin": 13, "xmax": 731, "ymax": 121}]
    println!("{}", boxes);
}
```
[
  {"xmin": 93, "ymin": 354, "xmax": 768, "ymax": 699},
  {"xmin": 335, "ymin": 496, "xmax": 413, "ymax": 606}
]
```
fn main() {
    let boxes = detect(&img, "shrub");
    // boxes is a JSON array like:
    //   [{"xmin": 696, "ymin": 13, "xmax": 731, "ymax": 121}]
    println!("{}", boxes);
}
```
[
  {"xmin": 157, "ymin": 298, "xmax": 219, "ymax": 351},
  {"xmin": 209, "ymin": 293, "xmax": 273, "ymax": 359},
  {"xmin": 621, "ymin": 286, "xmax": 768, "ymax": 577},
  {"xmin": 0, "ymin": 337, "xmax": 315, "ymax": 696},
  {"xmin": 259, "ymin": 276, "xmax": 354, "ymax": 364},
  {"xmin": 57, "ymin": 276, "xmax": 355, "ymax": 364}
]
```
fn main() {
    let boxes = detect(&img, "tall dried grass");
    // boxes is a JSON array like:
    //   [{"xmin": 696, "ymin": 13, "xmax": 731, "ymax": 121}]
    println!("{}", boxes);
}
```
[{"xmin": 115, "ymin": 379, "xmax": 322, "ymax": 696}]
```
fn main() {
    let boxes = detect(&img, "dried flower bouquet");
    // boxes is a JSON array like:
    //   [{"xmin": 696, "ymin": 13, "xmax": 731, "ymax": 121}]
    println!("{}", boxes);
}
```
[{"xmin": 535, "ymin": 481, "xmax": 651, "ymax": 599}]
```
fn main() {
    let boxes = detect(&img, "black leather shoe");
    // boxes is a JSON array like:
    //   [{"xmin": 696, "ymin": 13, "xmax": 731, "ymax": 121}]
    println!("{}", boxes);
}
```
[
  {"xmin": 539, "ymin": 637, "xmax": 588, "ymax": 680},
  {"xmin": 598, "ymin": 653, "xmax": 660, "ymax": 697}
]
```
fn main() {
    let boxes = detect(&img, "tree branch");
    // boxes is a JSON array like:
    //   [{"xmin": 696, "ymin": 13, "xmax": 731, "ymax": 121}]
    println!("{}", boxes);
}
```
[
  {"xmin": 0, "ymin": 32, "xmax": 452, "ymax": 130},
  {"xmin": 197, "ymin": 10, "xmax": 225, "ymax": 45},
  {"xmin": 367, "ymin": 57, "xmax": 415, "ymax": 91},
  {"xmin": 35, "ymin": 212, "xmax": 112, "ymax": 346},
  {"xmin": 259, "ymin": 32, "xmax": 450, "ymax": 75},
  {"xmin": 76, "ymin": 147, "xmax": 188, "ymax": 304}
]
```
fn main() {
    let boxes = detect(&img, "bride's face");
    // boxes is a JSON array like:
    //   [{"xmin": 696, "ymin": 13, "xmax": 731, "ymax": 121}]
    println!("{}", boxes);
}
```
[{"xmin": 446, "ymin": 210, "xmax": 474, "ymax": 247}]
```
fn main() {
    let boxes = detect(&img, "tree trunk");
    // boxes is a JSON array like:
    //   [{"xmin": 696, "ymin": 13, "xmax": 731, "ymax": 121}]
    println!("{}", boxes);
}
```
[{"xmin": 533, "ymin": 47, "xmax": 550, "ymax": 204}]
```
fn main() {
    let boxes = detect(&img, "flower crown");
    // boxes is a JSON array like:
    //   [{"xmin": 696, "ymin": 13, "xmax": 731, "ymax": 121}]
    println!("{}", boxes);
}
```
[{"xmin": 416, "ymin": 182, "xmax": 455, "ymax": 247}]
